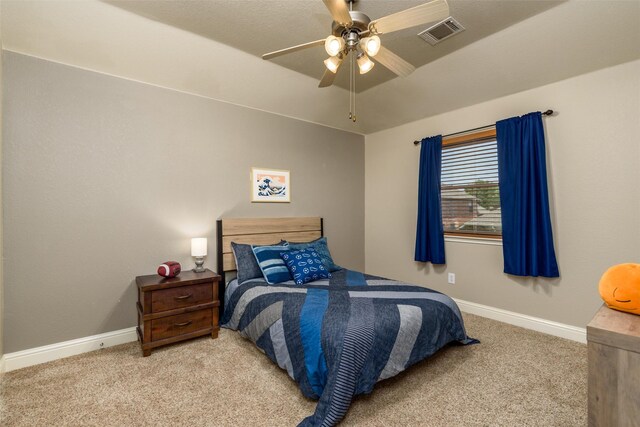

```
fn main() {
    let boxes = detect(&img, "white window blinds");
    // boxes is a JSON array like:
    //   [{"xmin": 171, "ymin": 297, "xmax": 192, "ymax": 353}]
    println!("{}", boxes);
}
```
[{"xmin": 441, "ymin": 135, "xmax": 502, "ymax": 237}]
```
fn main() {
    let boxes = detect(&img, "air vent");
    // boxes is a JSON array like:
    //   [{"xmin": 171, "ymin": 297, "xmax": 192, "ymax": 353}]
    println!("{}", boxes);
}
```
[{"xmin": 418, "ymin": 17, "xmax": 465, "ymax": 45}]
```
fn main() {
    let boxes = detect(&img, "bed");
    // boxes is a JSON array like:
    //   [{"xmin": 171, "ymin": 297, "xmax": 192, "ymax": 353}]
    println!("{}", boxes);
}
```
[{"xmin": 217, "ymin": 217, "xmax": 476, "ymax": 426}]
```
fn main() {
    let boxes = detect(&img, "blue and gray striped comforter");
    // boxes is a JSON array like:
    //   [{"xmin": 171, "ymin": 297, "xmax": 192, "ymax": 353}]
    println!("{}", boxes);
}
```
[{"xmin": 221, "ymin": 269, "xmax": 477, "ymax": 426}]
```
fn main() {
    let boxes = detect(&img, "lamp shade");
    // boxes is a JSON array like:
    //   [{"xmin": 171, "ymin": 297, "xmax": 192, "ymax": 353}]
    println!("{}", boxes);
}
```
[
  {"xmin": 191, "ymin": 237, "xmax": 207, "ymax": 257},
  {"xmin": 361, "ymin": 36, "xmax": 381, "ymax": 57},
  {"xmin": 324, "ymin": 56, "xmax": 343, "ymax": 73},
  {"xmin": 357, "ymin": 53, "xmax": 375, "ymax": 74},
  {"xmin": 324, "ymin": 35, "xmax": 344, "ymax": 57}
]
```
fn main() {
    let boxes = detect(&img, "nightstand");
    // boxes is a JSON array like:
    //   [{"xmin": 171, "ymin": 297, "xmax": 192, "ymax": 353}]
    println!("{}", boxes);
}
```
[
  {"xmin": 587, "ymin": 304, "xmax": 640, "ymax": 425},
  {"xmin": 136, "ymin": 269, "xmax": 221, "ymax": 357}
]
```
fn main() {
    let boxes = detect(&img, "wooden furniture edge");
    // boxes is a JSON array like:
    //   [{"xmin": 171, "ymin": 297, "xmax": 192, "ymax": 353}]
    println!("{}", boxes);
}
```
[
  {"xmin": 139, "ymin": 327, "xmax": 220, "ymax": 350},
  {"xmin": 221, "ymin": 217, "xmax": 322, "ymax": 236},
  {"xmin": 587, "ymin": 304, "xmax": 640, "ymax": 354},
  {"xmin": 138, "ymin": 301, "xmax": 219, "ymax": 321},
  {"xmin": 137, "ymin": 272, "xmax": 220, "ymax": 291}
]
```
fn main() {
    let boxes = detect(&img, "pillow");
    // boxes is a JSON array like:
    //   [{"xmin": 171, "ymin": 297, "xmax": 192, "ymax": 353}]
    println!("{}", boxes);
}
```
[
  {"xmin": 281, "ymin": 248, "xmax": 331, "ymax": 285},
  {"xmin": 252, "ymin": 244, "xmax": 292, "ymax": 285},
  {"xmin": 285, "ymin": 237, "xmax": 341, "ymax": 272},
  {"xmin": 231, "ymin": 241, "xmax": 284, "ymax": 284}
]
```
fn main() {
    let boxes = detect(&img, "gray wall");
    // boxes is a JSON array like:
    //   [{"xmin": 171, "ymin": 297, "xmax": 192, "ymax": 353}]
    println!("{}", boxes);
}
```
[
  {"xmin": 365, "ymin": 60, "xmax": 640, "ymax": 328},
  {"xmin": 0, "ymin": 4, "xmax": 4, "ymax": 360},
  {"xmin": 3, "ymin": 52, "xmax": 364, "ymax": 353}
]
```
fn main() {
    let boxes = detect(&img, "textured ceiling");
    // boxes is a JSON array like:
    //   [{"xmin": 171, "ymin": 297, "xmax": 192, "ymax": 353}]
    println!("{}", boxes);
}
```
[{"xmin": 105, "ymin": 0, "xmax": 563, "ymax": 92}]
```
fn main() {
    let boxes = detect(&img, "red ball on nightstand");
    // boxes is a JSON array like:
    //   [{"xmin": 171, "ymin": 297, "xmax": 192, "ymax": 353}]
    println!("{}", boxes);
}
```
[{"xmin": 157, "ymin": 261, "xmax": 181, "ymax": 278}]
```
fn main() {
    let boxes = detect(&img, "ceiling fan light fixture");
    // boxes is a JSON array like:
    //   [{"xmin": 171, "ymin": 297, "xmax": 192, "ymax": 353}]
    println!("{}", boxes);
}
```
[
  {"xmin": 324, "ymin": 35, "xmax": 344, "ymax": 57},
  {"xmin": 361, "ymin": 35, "xmax": 381, "ymax": 57},
  {"xmin": 324, "ymin": 56, "xmax": 343, "ymax": 73},
  {"xmin": 357, "ymin": 53, "xmax": 375, "ymax": 74}
]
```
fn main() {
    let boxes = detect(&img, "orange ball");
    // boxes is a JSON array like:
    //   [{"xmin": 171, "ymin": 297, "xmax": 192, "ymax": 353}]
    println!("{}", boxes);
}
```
[{"xmin": 598, "ymin": 263, "xmax": 640, "ymax": 315}]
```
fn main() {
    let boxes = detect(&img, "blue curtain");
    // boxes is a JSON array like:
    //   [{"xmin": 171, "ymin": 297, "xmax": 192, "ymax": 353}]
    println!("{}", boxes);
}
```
[
  {"xmin": 496, "ymin": 112, "xmax": 559, "ymax": 277},
  {"xmin": 415, "ymin": 135, "xmax": 445, "ymax": 264}
]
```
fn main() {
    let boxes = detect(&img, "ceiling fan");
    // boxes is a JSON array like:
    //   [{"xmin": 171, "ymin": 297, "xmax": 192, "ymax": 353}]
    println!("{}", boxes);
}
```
[{"xmin": 262, "ymin": 0, "xmax": 450, "ymax": 122}]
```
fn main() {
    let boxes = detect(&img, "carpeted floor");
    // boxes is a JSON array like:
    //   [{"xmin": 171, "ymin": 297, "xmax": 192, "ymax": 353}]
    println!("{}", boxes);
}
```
[{"xmin": 0, "ymin": 313, "xmax": 587, "ymax": 426}]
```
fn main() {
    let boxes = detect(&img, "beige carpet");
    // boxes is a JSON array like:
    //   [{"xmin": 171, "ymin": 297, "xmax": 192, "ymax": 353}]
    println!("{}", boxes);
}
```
[{"xmin": 0, "ymin": 313, "xmax": 587, "ymax": 426}]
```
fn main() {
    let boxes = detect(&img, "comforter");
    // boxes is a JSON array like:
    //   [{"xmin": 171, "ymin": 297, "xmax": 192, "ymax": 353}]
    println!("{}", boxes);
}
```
[{"xmin": 221, "ymin": 269, "xmax": 477, "ymax": 426}]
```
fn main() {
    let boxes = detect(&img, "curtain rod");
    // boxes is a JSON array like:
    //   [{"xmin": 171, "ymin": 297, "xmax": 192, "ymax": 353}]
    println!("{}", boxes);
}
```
[{"xmin": 413, "ymin": 110, "xmax": 554, "ymax": 145}]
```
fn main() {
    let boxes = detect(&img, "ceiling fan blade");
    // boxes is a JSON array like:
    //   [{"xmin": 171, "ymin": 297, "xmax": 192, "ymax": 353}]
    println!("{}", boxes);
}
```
[
  {"xmin": 318, "ymin": 64, "xmax": 342, "ymax": 88},
  {"xmin": 262, "ymin": 39, "xmax": 325, "ymax": 60},
  {"xmin": 369, "ymin": 0, "xmax": 449, "ymax": 35},
  {"xmin": 373, "ymin": 46, "xmax": 415, "ymax": 78},
  {"xmin": 322, "ymin": 0, "xmax": 353, "ymax": 27}
]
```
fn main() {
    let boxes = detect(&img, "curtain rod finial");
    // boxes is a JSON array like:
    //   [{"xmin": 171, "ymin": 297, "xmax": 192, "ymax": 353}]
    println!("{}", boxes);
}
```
[
  {"xmin": 414, "ymin": 140, "xmax": 421, "ymax": 145},
  {"xmin": 542, "ymin": 109, "xmax": 554, "ymax": 116}
]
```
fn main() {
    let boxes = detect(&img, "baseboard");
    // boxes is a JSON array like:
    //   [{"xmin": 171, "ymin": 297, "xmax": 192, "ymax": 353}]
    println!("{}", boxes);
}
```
[
  {"xmin": 4, "ymin": 327, "xmax": 138, "ymax": 372},
  {"xmin": 453, "ymin": 298, "xmax": 587, "ymax": 343},
  {"xmin": 2, "ymin": 299, "xmax": 586, "ymax": 372}
]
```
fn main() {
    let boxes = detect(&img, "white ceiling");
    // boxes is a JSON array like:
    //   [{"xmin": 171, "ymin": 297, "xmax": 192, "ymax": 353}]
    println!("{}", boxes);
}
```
[
  {"xmin": 105, "ymin": 0, "xmax": 564, "ymax": 92},
  {"xmin": 2, "ymin": 0, "xmax": 640, "ymax": 134}
]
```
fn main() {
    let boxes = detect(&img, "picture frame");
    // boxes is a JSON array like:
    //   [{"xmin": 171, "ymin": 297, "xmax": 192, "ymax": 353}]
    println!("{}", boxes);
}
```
[{"xmin": 251, "ymin": 167, "xmax": 291, "ymax": 203}]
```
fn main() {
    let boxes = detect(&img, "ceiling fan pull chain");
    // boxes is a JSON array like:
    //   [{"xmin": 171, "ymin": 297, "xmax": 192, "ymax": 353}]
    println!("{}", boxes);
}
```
[
  {"xmin": 349, "ymin": 55, "xmax": 354, "ymax": 120},
  {"xmin": 353, "ymin": 55, "xmax": 357, "ymax": 122},
  {"xmin": 348, "ymin": 52, "xmax": 355, "ymax": 122}
]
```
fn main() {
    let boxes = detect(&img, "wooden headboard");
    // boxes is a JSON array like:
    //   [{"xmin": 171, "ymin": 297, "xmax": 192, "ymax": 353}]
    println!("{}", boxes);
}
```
[{"xmin": 216, "ymin": 217, "xmax": 323, "ymax": 313}]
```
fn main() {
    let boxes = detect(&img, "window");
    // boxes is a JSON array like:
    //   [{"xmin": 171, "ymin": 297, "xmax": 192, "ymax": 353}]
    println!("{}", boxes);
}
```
[{"xmin": 441, "ymin": 129, "xmax": 502, "ymax": 238}]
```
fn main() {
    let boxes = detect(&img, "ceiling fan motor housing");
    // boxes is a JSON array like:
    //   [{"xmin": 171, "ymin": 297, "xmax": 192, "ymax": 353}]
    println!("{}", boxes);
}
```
[
  {"xmin": 344, "ymin": 31, "xmax": 360, "ymax": 49},
  {"xmin": 332, "ymin": 10, "xmax": 371, "ymax": 39}
]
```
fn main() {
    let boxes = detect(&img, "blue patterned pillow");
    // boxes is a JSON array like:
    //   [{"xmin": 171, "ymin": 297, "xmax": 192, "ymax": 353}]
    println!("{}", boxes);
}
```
[
  {"xmin": 231, "ymin": 241, "xmax": 285, "ymax": 284},
  {"xmin": 252, "ymin": 244, "xmax": 291, "ymax": 284},
  {"xmin": 285, "ymin": 237, "xmax": 341, "ymax": 272},
  {"xmin": 281, "ymin": 248, "xmax": 331, "ymax": 285}
]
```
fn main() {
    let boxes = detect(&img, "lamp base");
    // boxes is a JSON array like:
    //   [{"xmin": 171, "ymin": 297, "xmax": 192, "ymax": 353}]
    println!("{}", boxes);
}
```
[{"xmin": 193, "ymin": 256, "xmax": 205, "ymax": 273}]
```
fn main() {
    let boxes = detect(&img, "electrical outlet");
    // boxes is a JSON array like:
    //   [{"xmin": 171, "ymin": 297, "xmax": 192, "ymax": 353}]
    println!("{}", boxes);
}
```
[{"xmin": 448, "ymin": 273, "xmax": 455, "ymax": 284}]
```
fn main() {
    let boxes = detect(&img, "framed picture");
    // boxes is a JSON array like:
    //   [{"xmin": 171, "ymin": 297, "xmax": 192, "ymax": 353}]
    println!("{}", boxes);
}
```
[{"xmin": 251, "ymin": 168, "xmax": 290, "ymax": 203}]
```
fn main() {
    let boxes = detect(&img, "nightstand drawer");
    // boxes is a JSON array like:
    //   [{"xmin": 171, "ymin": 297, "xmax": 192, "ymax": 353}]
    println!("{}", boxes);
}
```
[
  {"xmin": 151, "ymin": 309, "xmax": 213, "ymax": 341},
  {"xmin": 151, "ymin": 283, "xmax": 213, "ymax": 312}
]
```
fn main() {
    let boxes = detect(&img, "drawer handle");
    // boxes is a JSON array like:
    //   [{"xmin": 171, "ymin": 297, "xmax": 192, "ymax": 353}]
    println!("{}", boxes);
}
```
[
  {"xmin": 174, "ymin": 293, "xmax": 193, "ymax": 300},
  {"xmin": 174, "ymin": 321, "xmax": 192, "ymax": 327}
]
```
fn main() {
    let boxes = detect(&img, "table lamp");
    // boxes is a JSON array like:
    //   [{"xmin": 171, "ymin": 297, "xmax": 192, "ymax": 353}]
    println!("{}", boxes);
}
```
[{"xmin": 191, "ymin": 237, "xmax": 207, "ymax": 273}]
